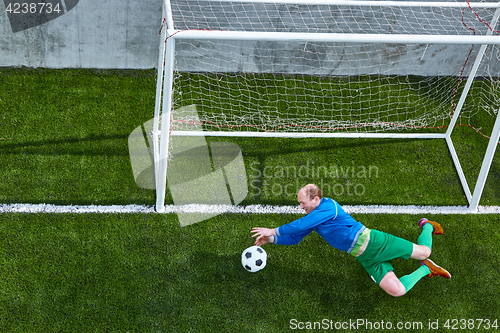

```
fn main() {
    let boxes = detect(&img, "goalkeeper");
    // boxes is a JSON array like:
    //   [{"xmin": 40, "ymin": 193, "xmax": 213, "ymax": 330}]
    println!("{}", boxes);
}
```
[{"xmin": 251, "ymin": 184, "xmax": 451, "ymax": 297}]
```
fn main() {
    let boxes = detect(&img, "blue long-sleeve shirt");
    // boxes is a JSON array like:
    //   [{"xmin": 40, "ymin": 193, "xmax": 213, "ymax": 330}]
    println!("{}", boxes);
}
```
[{"xmin": 274, "ymin": 197, "xmax": 365, "ymax": 254}]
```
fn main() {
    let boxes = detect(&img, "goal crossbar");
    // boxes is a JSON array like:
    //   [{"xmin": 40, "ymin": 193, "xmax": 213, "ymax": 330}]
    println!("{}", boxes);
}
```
[
  {"xmin": 178, "ymin": 0, "xmax": 500, "ymax": 8},
  {"xmin": 169, "ymin": 30, "xmax": 500, "ymax": 45}
]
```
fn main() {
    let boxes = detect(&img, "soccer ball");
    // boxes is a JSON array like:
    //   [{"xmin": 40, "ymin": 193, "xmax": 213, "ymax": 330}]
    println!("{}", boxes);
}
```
[{"xmin": 241, "ymin": 246, "xmax": 267, "ymax": 272}]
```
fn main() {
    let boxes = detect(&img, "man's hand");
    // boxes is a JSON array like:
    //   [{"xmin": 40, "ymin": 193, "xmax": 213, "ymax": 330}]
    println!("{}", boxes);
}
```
[
  {"xmin": 253, "ymin": 234, "xmax": 273, "ymax": 246},
  {"xmin": 251, "ymin": 227, "xmax": 275, "ymax": 237},
  {"xmin": 251, "ymin": 227, "xmax": 276, "ymax": 246}
]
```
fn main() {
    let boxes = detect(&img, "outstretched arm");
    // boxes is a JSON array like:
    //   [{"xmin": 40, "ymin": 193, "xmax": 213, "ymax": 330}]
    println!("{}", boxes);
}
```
[{"xmin": 251, "ymin": 227, "xmax": 312, "ymax": 246}]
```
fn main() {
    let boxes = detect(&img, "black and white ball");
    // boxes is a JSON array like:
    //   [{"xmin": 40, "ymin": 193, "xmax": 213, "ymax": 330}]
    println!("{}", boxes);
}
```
[{"xmin": 241, "ymin": 246, "xmax": 267, "ymax": 272}]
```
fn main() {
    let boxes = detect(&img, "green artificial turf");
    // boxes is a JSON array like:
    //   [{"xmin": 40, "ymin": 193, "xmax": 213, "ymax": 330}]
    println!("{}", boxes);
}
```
[
  {"xmin": 0, "ymin": 213, "xmax": 499, "ymax": 332},
  {"xmin": 0, "ymin": 68, "xmax": 157, "ymax": 206},
  {"xmin": 1, "ymin": 68, "xmax": 500, "ymax": 332},
  {"xmin": 1, "ymin": 68, "xmax": 500, "ymax": 207}
]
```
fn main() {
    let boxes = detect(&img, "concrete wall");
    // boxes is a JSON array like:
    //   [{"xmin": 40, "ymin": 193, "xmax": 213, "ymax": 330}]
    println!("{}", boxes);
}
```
[
  {"xmin": 1, "ymin": 0, "xmax": 499, "ymax": 75},
  {"xmin": 0, "ymin": 0, "xmax": 162, "ymax": 68}
]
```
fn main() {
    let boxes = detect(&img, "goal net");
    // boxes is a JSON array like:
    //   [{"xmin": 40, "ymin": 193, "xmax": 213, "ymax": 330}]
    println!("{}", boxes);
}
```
[{"xmin": 154, "ymin": 0, "xmax": 500, "ymax": 212}]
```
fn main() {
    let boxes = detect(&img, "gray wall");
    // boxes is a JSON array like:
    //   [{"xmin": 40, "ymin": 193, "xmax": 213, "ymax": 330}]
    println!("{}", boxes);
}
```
[
  {"xmin": 0, "ymin": 0, "xmax": 162, "ymax": 68},
  {"xmin": 1, "ymin": 0, "xmax": 499, "ymax": 76}
]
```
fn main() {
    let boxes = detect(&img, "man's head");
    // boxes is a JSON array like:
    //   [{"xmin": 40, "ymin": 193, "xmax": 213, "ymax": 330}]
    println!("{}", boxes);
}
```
[{"xmin": 297, "ymin": 184, "xmax": 322, "ymax": 214}]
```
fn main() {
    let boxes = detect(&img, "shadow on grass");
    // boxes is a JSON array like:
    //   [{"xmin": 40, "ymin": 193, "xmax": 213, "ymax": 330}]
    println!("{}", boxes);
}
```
[
  {"xmin": 0, "ymin": 135, "xmax": 440, "ymax": 158},
  {"xmin": 233, "ymin": 136, "xmax": 444, "ymax": 159},
  {"xmin": 0, "ymin": 133, "xmax": 130, "ymax": 157}
]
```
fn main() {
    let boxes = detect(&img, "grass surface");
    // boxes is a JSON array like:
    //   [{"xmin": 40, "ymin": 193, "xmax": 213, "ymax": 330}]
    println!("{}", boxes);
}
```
[
  {"xmin": 1, "ymin": 68, "xmax": 500, "ymax": 206},
  {"xmin": 1, "ymin": 213, "xmax": 499, "ymax": 332},
  {"xmin": 1, "ymin": 68, "xmax": 500, "ymax": 332},
  {"xmin": 0, "ymin": 68, "xmax": 157, "ymax": 206}
]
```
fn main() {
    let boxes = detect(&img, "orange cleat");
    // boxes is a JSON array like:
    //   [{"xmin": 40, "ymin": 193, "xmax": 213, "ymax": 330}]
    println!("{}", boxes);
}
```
[
  {"xmin": 418, "ymin": 218, "xmax": 443, "ymax": 235},
  {"xmin": 421, "ymin": 259, "xmax": 451, "ymax": 279}
]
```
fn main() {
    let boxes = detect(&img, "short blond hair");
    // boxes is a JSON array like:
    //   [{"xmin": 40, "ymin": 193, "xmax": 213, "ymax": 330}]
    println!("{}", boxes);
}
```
[{"xmin": 303, "ymin": 184, "xmax": 322, "ymax": 200}]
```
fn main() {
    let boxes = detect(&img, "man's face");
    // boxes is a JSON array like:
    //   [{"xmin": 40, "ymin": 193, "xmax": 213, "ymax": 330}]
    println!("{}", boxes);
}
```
[{"xmin": 297, "ymin": 190, "xmax": 320, "ymax": 215}]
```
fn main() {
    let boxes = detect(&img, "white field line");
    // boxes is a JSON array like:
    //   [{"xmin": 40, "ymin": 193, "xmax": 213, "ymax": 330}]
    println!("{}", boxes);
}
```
[{"xmin": 1, "ymin": 203, "xmax": 500, "ymax": 214}]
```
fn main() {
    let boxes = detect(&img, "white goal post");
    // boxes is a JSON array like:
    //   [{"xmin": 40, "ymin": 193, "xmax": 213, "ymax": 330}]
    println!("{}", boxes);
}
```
[{"xmin": 153, "ymin": 0, "xmax": 500, "ymax": 213}]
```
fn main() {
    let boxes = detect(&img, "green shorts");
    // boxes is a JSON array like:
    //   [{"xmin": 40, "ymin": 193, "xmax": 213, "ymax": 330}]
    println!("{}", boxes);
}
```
[{"xmin": 355, "ymin": 229, "xmax": 414, "ymax": 285}]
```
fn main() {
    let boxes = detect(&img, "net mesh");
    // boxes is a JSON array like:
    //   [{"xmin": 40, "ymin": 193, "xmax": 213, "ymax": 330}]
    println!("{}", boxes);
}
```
[
  {"xmin": 164, "ymin": 1, "xmax": 500, "ymax": 134},
  {"xmin": 171, "ymin": 1, "xmax": 497, "ymax": 35}
]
